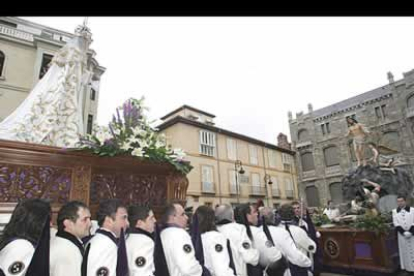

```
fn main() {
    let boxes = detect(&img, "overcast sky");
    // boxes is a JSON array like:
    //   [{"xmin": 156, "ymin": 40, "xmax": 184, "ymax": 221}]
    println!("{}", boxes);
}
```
[{"xmin": 21, "ymin": 17, "xmax": 414, "ymax": 144}]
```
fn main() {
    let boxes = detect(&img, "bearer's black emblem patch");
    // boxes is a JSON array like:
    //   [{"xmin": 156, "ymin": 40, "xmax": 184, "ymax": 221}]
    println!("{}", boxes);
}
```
[
  {"xmin": 8, "ymin": 262, "xmax": 24, "ymax": 275},
  {"xmin": 136, "ymin": 256, "xmax": 146, "ymax": 267},
  {"xmin": 183, "ymin": 244, "xmax": 192, "ymax": 253},
  {"xmin": 215, "ymin": 244, "xmax": 223, "ymax": 252},
  {"xmin": 96, "ymin": 267, "xmax": 109, "ymax": 276},
  {"xmin": 265, "ymin": 240, "xmax": 273, "ymax": 247},
  {"xmin": 242, "ymin": 242, "xmax": 250, "ymax": 249}
]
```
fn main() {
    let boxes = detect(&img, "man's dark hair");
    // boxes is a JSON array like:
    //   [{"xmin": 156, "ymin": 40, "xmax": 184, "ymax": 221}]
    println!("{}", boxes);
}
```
[
  {"xmin": 128, "ymin": 205, "xmax": 151, "ymax": 227},
  {"xmin": 291, "ymin": 201, "xmax": 300, "ymax": 206},
  {"xmin": 397, "ymin": 195, "xmax": 407, "ymax": 201},
  {"xmin": 194, "ymin": 205, "xmax": 216, "ymax": 234},
  {"xmin": 234, "ymin": 203, "xmax": 251, "ymax": 225},
  {"xmin": 160, "ymin": 203, "xmax": 179, "ymax": 225},
  {"xmin": 327, "ymin": 200, "xmax": 332, "ymax": 205},
  {"xmin": 96, "ymin": 199, "xmax": 126, "ymax": 227},
  {"xmin": 0, "ymin": 199, "xmax": 51, "ymax": 249},
  {"xmin": 234, "ymin": 203, "xmax": 254, "ymax": 241},
  {"xmin": 279, "ymin": 204, "xmax": 295, "ymax": 221},
  {"xmin": 57, "ymin": 201, "xmax": 88, "ymax": 232}
]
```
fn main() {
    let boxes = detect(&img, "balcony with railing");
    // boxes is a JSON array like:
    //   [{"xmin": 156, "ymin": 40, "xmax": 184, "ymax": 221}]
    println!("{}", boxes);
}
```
[
  {"xmin": 0, "ymin": 24, "xmax": 34, "ymax": 42},
  {"xmin": 271, "ymin": 188, "xmax": 281, "ymax": 198},
  {"xmin": 285, "ymin": 189, "xmax": 294, "ymax": 199},
  {"xmin": 202, "ymin": 182, "xmax": 215, "ymax": 194},
  {"xmin": 251, "ymin": 185, "xmax": 266, "ymax": 196}
]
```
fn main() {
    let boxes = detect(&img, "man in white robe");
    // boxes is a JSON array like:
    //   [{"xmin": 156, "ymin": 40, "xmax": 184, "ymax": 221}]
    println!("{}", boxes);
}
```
[
  {"xmin": 126, "ymin": 205, "xmax": 156, "ymax": 276},
  {"xmin": 50, "ymin": 201, "xmax": 92, "ymax": 276},
  {"xmin": 215, "ymin": 204, "xmax": 260, "ymax": 276},
  {"xmin": 234, "ymin": 203, "xmax": 282, "ymax": 270},
  {"xmin": 157, "ymin": 203, "xmax": 203, "ymax": 276},
  {"xmin": 262, "ymin": 206, "xmax": 311, "ymax": 276},
  {"xmin": 392, "ymin": 195, "xmax": 414, "ymax": 274},
  {"xmin": 86, "ymin": 199, "xmax": 130, "ymax": 276}
]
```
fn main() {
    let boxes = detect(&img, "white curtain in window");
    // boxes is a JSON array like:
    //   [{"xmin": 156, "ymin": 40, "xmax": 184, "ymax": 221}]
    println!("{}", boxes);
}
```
[
  {"xmin": 251, "ymin": 173, "xmax": 261, "ymax": 186},
  {"xmin": 202, "ymin": 166, "xmax": 213, "ymax": 183},
  {"xmin": 227, "ymin": 138, "xmax": 237, "ymax": 160},
  {"xmin": 249, "ymin": 145, "xmax": 258, "ymax": 165},
  {"xmin": 268, "ymin": 150, "xmax": 277, "ymax": 168}
]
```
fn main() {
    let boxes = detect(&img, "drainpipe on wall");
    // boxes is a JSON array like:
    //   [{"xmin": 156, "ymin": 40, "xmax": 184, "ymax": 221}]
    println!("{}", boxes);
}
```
[{"xmin": 216, "ymin": 130, "xmax": 222, "ymax": 204}]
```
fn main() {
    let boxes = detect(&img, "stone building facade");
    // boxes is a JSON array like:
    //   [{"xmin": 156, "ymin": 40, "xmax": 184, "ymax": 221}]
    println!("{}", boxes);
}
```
[
  {"xmin": 289, "ymin": 70, "xmax": 414, "ymax": 207},
  {"xmin": 158, "ymin": 105, "xmax": 298, "ymax": 209}
]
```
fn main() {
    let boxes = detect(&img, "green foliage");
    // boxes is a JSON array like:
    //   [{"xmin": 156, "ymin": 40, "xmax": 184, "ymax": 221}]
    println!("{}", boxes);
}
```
[{"xmin": 350, "ymin": 212, "xmax": 392, "ymax": 235}]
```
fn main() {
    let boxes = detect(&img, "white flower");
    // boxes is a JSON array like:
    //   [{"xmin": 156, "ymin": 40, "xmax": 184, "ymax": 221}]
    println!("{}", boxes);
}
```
[
  {"xmin": 155, "ymin": 139, "xmax": 165, "ymax": 148},
  {"xmin": 139, "ymin": 139, "xmax": 149, "ymax": 149},
  {"xmin": 128, "ymin": 137, "xmax": 140, "ymax": 144},
  {"xmin": 120, "ymin": 142, "xmax": 132, "ymax": 151},
  {"xmin": 131, "ymin": 148, "xmax": 144, "ymax": 157},
  {"xmin": 95, "ymin": 126, "xmax": 112, "ymax": 144},
  {"xmin": 171, "ymin": 148, "xmax": 186, "ymax": 161},
  {"xmin": 131, "ymin": 126, "xmax": 147, "ymax": 137},
  {"xmin": 113, "ymin": 127, "xmax": 121, "ymax": 136}
]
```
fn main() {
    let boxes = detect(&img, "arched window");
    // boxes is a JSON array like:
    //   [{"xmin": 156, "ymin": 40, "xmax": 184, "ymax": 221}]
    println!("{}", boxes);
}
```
[
  {"xmin": 0, "ymin": 51, "xmax": 5, "ymax": 77},
  {"xmin": 329, "ymin": 182, "xmax": 343, "ymax": 204},
  {"xmin": 301, "ymin": 152, "xmax": 315, "ymax": 171},
  {"xmin": 380, "ymin": 131, "xmax": 401, "ymax": 153},
  {"xmin": 408, "ymin": 94, "xmax": 414, "ymax": 109},
  {"xmin": 324, "ymin": 146, "xmax": 340, "ymax": 167},
  {"xmin": 305, "ymin": 186, "xmax": 320, "ymax": 207},
  {"xmin": 297, "ymin": 129, "xmax": 310, "ymax": 142}
]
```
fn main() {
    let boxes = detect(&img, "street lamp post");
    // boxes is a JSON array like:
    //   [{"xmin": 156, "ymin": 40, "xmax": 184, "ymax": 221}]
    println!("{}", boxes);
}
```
[
  {"xmin": 234, "ymin": 160, "xmax": 245, "ymax": 204},
  {"xmin": 264, "ymin": 174, "xmax": 273, "ymax": 207}
]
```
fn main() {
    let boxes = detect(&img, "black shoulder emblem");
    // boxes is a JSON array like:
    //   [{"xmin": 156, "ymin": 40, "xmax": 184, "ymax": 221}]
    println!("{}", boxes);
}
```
[
  {"xmin": 136, "ymin": 256, "xmax": 146, "ymax": 267},
  {"xmin": 8, "ymin": 261, "xmax": 25, "ymax": 275},
  {"xmin": 96, "ymin": 267, "xmax": 109, "ymax": 276},
  {"xmin": 183, "ymin": 244, "xmax": 192, "ymax": 253},
  {"xmin": 215, "ymin": 244, "xmax": 223, "ymax": 252},
  {"xmin": 265, "ymin": 240, "xmax": 273, "ymax": 247},
  {"xmin": 242, "ymin": 242, "xmax": 251, "ymax": 249}
]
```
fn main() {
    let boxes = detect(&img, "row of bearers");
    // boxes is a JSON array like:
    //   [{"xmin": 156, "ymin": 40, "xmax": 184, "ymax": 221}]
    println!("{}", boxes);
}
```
[{"xmin": 0, "ymin": 199, "xmax": 317, "ymax": 276}]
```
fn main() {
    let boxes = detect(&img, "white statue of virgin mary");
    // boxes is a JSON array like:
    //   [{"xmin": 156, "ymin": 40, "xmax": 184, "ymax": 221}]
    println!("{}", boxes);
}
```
[{"xmin": 0, "ymin": 23, "xmax": 93, "ymax": 148}]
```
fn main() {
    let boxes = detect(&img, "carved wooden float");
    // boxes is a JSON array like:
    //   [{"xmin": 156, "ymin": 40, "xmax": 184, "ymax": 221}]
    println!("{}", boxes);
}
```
[{"xmin": 0, "ymin": 139, "xmax": 189, "ymax": 221}]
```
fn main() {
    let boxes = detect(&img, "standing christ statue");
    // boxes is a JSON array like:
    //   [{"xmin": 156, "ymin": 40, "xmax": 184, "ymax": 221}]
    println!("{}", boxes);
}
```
[{"xmin": 345, "ymin": 117, "xmax": 370, "ymax": 167}]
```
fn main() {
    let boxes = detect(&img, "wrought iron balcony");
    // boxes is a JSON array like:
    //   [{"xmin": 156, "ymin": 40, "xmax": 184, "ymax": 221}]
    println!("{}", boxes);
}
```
[{"xmin": 251, "ymin": 185, "xmax": 266, "ymax": 196}]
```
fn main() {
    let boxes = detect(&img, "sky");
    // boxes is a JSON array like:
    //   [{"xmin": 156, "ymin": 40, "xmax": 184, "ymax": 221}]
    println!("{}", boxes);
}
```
[{"xmin": 21, "ymin": 17, "xmax": 414, "ymax": 144}]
